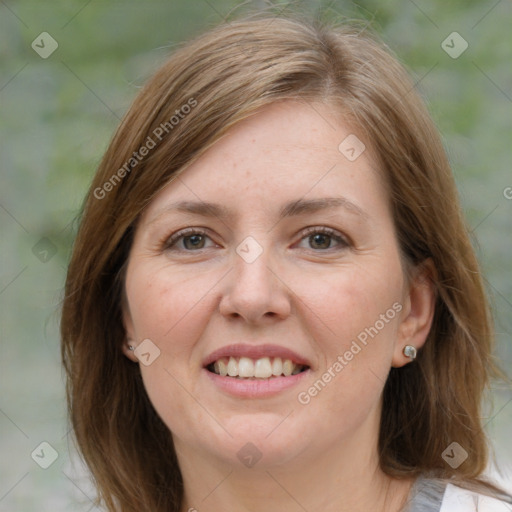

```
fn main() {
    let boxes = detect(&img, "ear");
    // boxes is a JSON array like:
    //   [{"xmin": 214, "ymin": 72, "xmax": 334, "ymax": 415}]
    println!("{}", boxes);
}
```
[
  {"xmin": 392, "ymin": 258, "xmax": 436, "ymax": 368},
  {"xmin": 122, "ymin": 299, "xmax": 139, "ymax": 363}
]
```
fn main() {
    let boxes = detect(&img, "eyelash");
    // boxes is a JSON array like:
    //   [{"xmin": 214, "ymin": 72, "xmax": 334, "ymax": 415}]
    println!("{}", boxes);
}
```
[{"xmin": 163, "ymin": 226, "xmax": 350, "ymax": 253}]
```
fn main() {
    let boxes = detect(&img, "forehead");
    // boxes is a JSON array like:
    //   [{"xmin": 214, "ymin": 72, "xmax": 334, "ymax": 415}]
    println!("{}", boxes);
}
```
[{"xmin": 142, "ymin": 100, "xmax": 386, "ymax": 222}]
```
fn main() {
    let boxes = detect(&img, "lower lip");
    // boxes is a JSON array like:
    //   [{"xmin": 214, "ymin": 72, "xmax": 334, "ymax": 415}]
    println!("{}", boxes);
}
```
[{"xmin": 204, "ymin": 368, "xmax": 310, "ymax": 398}]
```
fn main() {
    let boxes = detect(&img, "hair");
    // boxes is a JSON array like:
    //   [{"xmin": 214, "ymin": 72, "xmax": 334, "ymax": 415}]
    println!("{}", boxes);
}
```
[{"xmin": 61, "ymin": 11, "xmax": 511, "ymax": 512}]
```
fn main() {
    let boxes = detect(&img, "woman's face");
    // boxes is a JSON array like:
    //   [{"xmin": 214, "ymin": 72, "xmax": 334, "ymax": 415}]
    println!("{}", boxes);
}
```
[{"xmin": 123, "ymin": 100, "xmax": 425, "ymax": 469}]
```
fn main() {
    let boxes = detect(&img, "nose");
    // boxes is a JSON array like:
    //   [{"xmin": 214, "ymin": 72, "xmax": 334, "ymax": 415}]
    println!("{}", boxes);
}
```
[{"xmin": 218, "ymin": 239, "xmax": 291, "ymax": 324}]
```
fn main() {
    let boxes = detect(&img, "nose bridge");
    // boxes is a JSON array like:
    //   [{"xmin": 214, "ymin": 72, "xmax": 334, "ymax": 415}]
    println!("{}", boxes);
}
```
[
  {"xmin": 235, "ymin": 235, "xmax": 274, "ymax": 288},
  {"xmin": 219, "ymin": 234, "xmax": 290, "ymax": 321}
]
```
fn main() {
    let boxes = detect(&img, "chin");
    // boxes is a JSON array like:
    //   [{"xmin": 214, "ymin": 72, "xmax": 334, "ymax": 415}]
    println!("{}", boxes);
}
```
[{"xmin": 202, "ymin": 414, "xmax": 307, "ymax": 468}]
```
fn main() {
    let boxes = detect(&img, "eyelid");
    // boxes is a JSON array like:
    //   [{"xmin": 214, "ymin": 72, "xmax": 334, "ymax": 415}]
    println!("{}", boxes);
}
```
[
  {"xmin": 296, "ymin": 226, "xmax": 351, "ymax": 250},
  {"xmin": 299, "ymin": 226, "xmax": 349, "ymax": 243},
  {"xmin": 163, "ymin": 227, "xmax": 213, "ymax": 249},
  {"xmin": 162, "ymin": 225, "xmax": 351, "ymax": 251}
]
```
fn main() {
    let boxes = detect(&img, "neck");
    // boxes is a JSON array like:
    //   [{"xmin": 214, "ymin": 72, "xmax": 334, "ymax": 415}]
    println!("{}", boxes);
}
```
[{"xmin": 176, "ymin": 425, "xmax": 414, "ymax": 512}]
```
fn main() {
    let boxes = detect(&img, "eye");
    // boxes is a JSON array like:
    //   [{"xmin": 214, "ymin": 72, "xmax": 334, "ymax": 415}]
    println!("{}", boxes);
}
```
[
  {"xmin": 297, "ymin": 226, "xmax": 349, "ymax": 251},
  {"xmin": 163, "ymin": 226, "xmax": 350, "ymax": 253},
  {"xmin": 164, "ymin": 228, "xmax": 216, "ymax": 251}
]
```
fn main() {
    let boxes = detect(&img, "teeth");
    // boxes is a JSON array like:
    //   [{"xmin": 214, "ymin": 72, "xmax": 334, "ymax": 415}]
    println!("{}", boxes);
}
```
[
  {"xmin": 238, "ymin": 357, "xmax": 255, "ymax": 378},
  {"xmin": 211, "ymin": 356, "xmax": 304, "ymax": 379},
  {"xmin": 271, "ymin": 357, "xmax": 283, "ymax": 376},
  {"xmin": 283, "ymin": 359, "xmax": 293, "ymax": 376},
  {"xmin": 227, "ymin": 357, "xmax": 238, "ymax": 377},
  {"xmin": 254, "ymin": 357, "xmax": 272, "ymax": 378},
  {"xmin": 214, "ymin": 359, "xmax": 228, "ymax": 377}
]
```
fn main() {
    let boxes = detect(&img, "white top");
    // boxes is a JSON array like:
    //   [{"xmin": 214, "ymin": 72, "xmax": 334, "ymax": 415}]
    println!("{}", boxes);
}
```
[
  {"xmin": 404, "ymin": 476, "xmax": 512, "ymax": 511},
  {"xmin": 440, "ymin": 483, "xmax": 512, "ymax": 511}
]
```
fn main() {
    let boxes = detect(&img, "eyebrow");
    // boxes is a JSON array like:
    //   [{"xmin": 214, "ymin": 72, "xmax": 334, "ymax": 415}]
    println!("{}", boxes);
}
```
[{"xmin": 150, "ymin": 197, "xmax": 368, "ymax": 224}]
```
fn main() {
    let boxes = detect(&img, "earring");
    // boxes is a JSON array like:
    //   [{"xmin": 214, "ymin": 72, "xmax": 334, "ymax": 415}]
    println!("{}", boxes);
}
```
[
  {"xmin": 128, "ymin": 345, "xmax": 135, "ymax": 351},
  {"xmin": 403, "ymin": 345, "xmax": 417, "ymax": 361}
]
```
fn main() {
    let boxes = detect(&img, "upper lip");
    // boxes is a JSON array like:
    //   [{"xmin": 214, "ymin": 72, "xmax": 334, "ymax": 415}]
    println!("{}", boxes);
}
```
[{"xmin": 203, "ymin": 344, "xmax": 312, "ymax": 368}]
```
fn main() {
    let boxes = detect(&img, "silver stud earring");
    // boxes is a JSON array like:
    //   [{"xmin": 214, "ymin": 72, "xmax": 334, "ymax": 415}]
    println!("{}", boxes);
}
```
[
  {"xmin": 403, "ymin": 345, "xmax": 417, "ymax": 361},
  {"xmin": 128, "ymin": 345, "xmax": 135, "ymax": 351}
]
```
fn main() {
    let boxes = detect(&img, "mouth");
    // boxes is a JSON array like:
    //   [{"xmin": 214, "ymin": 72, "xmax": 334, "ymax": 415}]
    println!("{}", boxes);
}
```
[
  {"xmin": 203, "ymin": 343, "xmax": 312, "ymax": 380},
  {"xmin": 202, "ymin": 344, "xmax": 312, "ymax": 398},
  {"xmin": 206, "ymin": 356, "xmax": 309, "ymax": 379}
]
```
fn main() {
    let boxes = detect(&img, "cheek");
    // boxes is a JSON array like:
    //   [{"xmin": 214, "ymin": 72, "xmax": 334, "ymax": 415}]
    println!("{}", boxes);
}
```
[
  {"xmin": 293, "ymin": 257, "xmax": 403, "ymax": 409},
  {"xmin": 125, "ymin": 261, "xmax": 220, "ymax": 437},
  {"xmin": 125, "ymin": 260, "xmax": 216, "ymax": 352},
  {"xmin": 294, "ymin": 258, "xmax": 403, "ymax": 353},
  {"xmin": 291, "ymin": 266, "xmax": 402, "ymax": 438}
]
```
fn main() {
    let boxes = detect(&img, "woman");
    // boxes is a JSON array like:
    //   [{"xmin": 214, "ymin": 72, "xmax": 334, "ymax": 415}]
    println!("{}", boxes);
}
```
[{"xmin": 61, "ymin": 13, "xmax": 512, "ymax": 512}]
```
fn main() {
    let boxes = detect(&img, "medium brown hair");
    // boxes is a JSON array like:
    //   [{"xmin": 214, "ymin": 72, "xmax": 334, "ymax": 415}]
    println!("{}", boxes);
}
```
[{"xmin": 61, "ymin": 12, "xmax": 510, "ymax": 511}]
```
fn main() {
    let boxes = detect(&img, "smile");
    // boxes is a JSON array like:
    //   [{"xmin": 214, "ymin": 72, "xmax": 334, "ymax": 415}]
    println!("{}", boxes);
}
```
[
  {"xmin": 202, "ymin": 343, "xmax": 312, "ymax": 397},
  {"xmin": 207, "ymin": 356, "xmax": 308, "ymax": 379}
]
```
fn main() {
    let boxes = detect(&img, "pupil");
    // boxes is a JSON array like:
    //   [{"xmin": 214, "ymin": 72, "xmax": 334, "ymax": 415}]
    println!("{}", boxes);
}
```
[
  {"xmin": 311, "ymin": 234, "xmax": 329, "ymax": 249},
  {"xmin": 185, "ymin": 235, "xmax": 203, "ymax": 249}
]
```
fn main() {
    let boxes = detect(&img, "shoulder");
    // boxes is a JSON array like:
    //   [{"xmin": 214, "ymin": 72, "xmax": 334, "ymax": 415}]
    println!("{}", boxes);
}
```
[{"xmin": 440, "ymin": 483, "xmax": 512, "ymax": 512}]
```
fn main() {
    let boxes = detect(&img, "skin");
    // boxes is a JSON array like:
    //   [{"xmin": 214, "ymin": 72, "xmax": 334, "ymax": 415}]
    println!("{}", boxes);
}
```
[{"xmin": 122, "ymin": 100, "xmax": 435, "ymax": 512}]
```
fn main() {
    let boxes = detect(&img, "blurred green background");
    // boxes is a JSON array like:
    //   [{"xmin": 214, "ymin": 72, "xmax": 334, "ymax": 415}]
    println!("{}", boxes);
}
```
[{"xmin": 1, "ymin": 0, "xmax": 511, "ymax": 509}]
